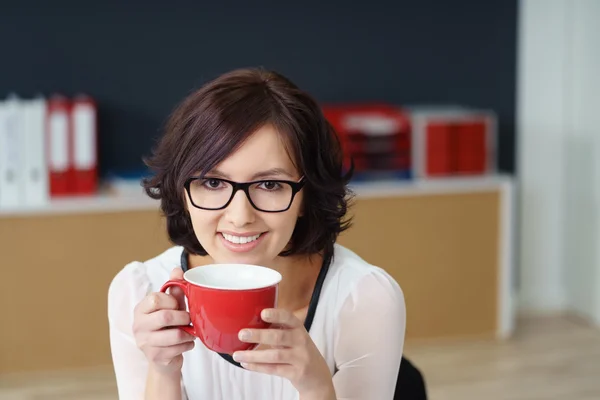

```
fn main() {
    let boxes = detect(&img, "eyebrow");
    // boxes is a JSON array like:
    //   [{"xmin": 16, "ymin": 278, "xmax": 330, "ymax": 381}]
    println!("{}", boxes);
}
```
[{"xmin": 208, "ymin": 168, "xmax": 295, "ymax": 181}]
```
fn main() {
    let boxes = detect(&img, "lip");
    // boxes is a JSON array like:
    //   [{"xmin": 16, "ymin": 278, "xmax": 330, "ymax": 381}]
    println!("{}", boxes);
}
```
[
  {"xmin": 219, "ymin": 231, "xmax": 266, "ymax": 253},
  {"xmin": 219, "ymin": 231, "xmax": 264, "ymax": 237}
]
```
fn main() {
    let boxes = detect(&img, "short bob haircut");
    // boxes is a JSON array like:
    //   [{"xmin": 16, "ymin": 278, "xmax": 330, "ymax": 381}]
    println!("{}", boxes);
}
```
[{"xmin": 142, "ymin": 67, "xmax": 353, "ymax": 259}]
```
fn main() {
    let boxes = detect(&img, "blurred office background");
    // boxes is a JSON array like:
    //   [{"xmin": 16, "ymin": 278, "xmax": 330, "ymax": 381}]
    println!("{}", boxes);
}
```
[{"xmin": 1, "ymin": 0, "xmax": 599, "ymax": 399}]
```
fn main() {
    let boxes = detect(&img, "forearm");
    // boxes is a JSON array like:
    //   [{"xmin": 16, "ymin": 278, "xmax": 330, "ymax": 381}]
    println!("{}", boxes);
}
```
[
  {"xmin": 300, "ymin": 383, "xmax": 337, "ymax": 400},
  {"xmin": 145, "ymin": 366, "xmax": 183, "ymax": 400}
]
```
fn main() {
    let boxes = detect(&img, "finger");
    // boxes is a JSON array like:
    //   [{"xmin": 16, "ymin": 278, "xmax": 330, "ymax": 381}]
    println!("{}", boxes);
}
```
[
  {"xmin": 170, "ymin": 267, "xmax": 184, "ymax": 280},
  {"xmin": 146, "ymin": 327, "xmax": 196, "ymax": 347},
  {"xmin": 239, "ymin": 327, "xmax": 297, "ymax": 347},
  {"xmin": 261, "ymin": 308, "xmax": 302, "ymax": 328},
  {"xmin": 233, "ymin": 348, "xmax": 292, "ymax": 365},
  {"xmin": 136, "ymin": 292, "xmax": 179, "ymax": 314},
  {"xmin": 166, "ymin": 341, "xmax": 195, "ymax": 358},
  {"xmin": 169, "ymin": 268, "xmax": 187, "ymax": 310},
  {"xmin": 239, "ymin": 362, "xmax": 292, "ymax": 379},
  {"xmin": 140, "ymin": 309, "xmax": 191, "ymax": 332},
  {"xmin": 147, "ymin": 341, "xmax": 195, "ymax": 363}
]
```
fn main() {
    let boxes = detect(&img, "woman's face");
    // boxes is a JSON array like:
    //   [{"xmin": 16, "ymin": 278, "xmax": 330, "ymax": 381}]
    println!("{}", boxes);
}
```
[{"xmin": 184, "ymin": 124, "xmax": 304, "ymax": 266}]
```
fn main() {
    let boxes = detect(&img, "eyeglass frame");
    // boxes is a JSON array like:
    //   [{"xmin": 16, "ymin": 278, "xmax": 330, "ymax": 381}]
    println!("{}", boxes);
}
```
[{"xmin": 183, "ymin": 176, "xmax": 306, "ymax": 213}]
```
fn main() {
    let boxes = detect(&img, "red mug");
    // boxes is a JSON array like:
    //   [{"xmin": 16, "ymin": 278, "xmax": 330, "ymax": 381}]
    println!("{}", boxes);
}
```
[{"xmin": 160, "ymin": 263, "xmax": 281, "ymax": 355}]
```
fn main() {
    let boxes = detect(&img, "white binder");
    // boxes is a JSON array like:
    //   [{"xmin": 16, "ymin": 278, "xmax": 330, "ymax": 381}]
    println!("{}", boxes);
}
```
[
  {"xmin": 0, "ymin": 96, "xmax": 24, "ymax": 209},
  {"xmin": 22, "ymin": 97, "xmax": 50, "ymax": 207}
]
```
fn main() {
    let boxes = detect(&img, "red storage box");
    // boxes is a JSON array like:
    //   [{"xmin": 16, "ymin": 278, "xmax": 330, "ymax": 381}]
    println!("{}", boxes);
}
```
[
  {"xmin": 408, "ymin": 106, "xmax": 497, "ymax": 178},
  {"xmin": 322, "ymin": 103, "xmax": 412, "ymax": 180}
]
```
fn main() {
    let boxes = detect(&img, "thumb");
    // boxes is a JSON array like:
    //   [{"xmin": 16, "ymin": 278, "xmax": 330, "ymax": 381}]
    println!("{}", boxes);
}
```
[{"xmin": 169, "ymin": 267, "xmax": 187, "ymax": 311}]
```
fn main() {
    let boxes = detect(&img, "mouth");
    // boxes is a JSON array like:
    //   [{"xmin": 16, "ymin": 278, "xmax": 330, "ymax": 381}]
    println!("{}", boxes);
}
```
[
  {"xmin": 218, "ymin": 231, "xmax": 266, "ymax": 253},
  {"xmin": 221, "ymin": 232, "xmax": 262, "ymax": 244}
]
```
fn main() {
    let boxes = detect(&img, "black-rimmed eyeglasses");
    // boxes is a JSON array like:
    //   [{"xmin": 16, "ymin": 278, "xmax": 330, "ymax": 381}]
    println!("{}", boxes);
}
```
[{"xmin": 184, "ymin": 177, "xmax": 305, "ymax": 212}]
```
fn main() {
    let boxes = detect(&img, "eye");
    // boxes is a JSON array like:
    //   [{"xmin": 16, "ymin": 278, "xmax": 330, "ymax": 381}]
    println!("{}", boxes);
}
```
[
  {"xmin": 202, "ymin": 178, "xmax": 224, "ymax": 190},
  {"xmin": 259, "ymin": 181, "xmax": 282, "ymax": 191}
]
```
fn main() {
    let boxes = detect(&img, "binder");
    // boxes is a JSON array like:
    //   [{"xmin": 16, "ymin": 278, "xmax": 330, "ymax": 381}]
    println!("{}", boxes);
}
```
[
  {"xmin": 47, "ymin": 95, "xmax": 73, "ymax": 196},
  {"xmin": 0, "ymin": 96, "xmax": 24, "ymax": 209},
  {"xmin": 71, "ymin": 95, "xmax": 98, "ymax": 195},
  {"xmin": 22, "ymin": 97, "xmax": 50, "ymax": 206}
]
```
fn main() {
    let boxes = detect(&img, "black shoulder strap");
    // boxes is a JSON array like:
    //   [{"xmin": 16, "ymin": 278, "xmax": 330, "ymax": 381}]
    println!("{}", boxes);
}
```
[{"xmin": 302, "ymin": 247, "xmax": 333, "ymax": 333}]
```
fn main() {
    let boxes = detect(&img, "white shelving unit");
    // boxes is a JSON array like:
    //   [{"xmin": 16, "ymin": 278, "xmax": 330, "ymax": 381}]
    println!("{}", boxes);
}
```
[{"xmin": 0, "ymin": 174, "xmax": 514, "ymax": 218}]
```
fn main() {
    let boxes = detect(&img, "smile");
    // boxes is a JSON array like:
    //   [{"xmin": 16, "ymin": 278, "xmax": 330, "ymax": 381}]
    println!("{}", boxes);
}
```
[{"xmin": 221, "ymin": 232, "xmax": 262, "ymax": 244}]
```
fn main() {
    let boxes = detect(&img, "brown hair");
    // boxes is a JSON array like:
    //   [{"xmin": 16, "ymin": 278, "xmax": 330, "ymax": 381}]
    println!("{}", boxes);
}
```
[{"xmin": 142, "ymin": 67, "xmax": 353, "ymax": 258}]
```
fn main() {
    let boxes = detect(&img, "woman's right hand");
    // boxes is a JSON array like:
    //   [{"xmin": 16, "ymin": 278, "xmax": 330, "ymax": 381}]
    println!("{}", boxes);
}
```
[{"xmin": 132, "ymin": 267, "xmax": 196, "ymax": 375}]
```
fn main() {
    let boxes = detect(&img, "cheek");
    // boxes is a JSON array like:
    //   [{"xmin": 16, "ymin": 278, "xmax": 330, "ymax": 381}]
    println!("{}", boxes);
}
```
[
  {"xmin": 265, "ymin": 209, "xmax": 301, "ymax": 241},
  {"xmin": 188, "ymin": 209, "xmax": 220, "ymax": 239},
  {"xmin": 274, "ymin": 191, "xmax": 303, "ymax": 230}
]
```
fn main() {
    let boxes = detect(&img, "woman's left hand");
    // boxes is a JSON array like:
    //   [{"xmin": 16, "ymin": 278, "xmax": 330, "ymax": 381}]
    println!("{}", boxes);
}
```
[{"xmin": 233, "ymin": 308, "xmax": 336, "ymax": 399}]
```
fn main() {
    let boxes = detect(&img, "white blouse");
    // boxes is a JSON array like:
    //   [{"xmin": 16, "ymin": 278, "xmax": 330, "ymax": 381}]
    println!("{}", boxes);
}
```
[{"xmin": 108, "ymin": 244, "xmax": 406, "ymax": 400}]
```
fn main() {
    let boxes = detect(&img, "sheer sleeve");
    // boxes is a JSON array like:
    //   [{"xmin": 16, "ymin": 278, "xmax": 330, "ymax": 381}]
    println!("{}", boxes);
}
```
[
  {"xmin": 107, "ymin": 262, "xmax": 188, "ymax": 399},
  {"xmin": 332, "ymin": 270, "xmax": 406, "ymax": 400}
]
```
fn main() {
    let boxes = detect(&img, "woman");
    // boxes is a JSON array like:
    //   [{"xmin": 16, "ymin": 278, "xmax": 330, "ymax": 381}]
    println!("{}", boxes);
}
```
[{"xmin": 108, "ymin": 68, "xmax": 406, "ymax": 399}]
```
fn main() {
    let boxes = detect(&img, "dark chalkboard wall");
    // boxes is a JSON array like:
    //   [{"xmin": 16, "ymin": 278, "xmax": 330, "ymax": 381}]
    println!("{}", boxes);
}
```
[{"xmin": 0, "ymin": 0, "xmax": 517, "ymax": 177}]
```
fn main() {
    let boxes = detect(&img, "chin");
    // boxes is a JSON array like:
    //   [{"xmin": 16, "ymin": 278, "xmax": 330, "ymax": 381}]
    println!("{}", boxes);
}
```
[{"xmin": 216, "ymin": 252, "xmax": 266, "ymax": 266}]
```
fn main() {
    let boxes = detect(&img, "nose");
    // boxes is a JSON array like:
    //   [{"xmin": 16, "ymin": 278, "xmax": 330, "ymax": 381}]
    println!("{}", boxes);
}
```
[{"xmin": 224, "ymin": 189, "xmax": 256, "ymax": 227}]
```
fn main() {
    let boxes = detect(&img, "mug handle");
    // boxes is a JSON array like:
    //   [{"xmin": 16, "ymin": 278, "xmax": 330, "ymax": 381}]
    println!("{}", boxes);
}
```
[{"xmin": 159, "ymin": 279, "xmax": 195, "ymax": 336}]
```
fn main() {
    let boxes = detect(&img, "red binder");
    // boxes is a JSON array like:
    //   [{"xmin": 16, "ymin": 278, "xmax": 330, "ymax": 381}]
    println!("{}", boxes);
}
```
[
  {"xmin": 71, "ymin": 95, "xmax": 98, "ymax": 195},
  {"xmin": 425, "ymin": 121, "xmax": 454, "ymax": 175},
  {"xmin": 46, "ymin": 95, "xmax": 73, "ymax": 196},
  {"xmin": 455, "ymin": 120, "xmax": 487, "ymax": 174}
]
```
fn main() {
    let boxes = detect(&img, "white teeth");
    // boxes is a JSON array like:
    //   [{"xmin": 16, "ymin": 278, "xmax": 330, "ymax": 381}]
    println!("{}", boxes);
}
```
[{"xmin": 222, "ymin": 233, "xmax": 261, "ymax": 244}]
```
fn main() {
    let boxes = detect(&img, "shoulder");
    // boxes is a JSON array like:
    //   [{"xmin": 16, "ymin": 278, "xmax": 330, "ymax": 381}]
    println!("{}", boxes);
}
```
[
  {"xmin": 326, "ymin": 244, "xmax": 405, "ymax": 317},
  {"xmin": 107, "ymin": 246, "xmax": 183, "ymax": 319},
  {"xmin": 328, "ymin": 244, "xmax": 404, "ymax": 298}
]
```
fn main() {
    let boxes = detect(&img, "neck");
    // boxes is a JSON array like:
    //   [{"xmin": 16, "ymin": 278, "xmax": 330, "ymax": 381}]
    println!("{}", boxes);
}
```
[
  {"xmin": 270, "ymin": 253, "xmax": 323, "ymax": 311},
  {"xmin": 187, "ymin": 251, "xmax": 324, "ymax": 312}
]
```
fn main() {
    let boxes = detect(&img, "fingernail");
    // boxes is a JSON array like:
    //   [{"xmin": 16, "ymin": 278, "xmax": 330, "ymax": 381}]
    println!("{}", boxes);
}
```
[
  {"xmin": 241, "ymin": 362, "xmax": 249, "ymax": 369},
  {"xmin": 232, "ymin": 352, "xmax": 243, "ymax": 362},
  {"xmin": 239, "ymin": 330, "xmax": 250, "ymax": 341},
  {"xmin": 261, "ymin": 309, "xmax": 272, "ymax": 319}
]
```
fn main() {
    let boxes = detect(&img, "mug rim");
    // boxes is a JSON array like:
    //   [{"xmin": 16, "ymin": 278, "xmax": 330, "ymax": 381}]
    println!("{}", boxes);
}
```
[{"xmin": 183, "ymin": 263, "xmax": 282, "ymax": 291}]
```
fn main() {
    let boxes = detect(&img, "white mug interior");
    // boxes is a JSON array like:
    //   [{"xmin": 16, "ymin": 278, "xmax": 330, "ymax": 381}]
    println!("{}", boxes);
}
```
[{"xmin": 184, "ymin": 264, "xmax": 282, "ymax": 290}]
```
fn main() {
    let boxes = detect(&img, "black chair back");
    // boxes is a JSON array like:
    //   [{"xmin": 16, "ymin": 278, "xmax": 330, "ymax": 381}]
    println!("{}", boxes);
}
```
[{"xmin": 394, "ymin": 356, "xmax": 428, "ymax": 400}]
